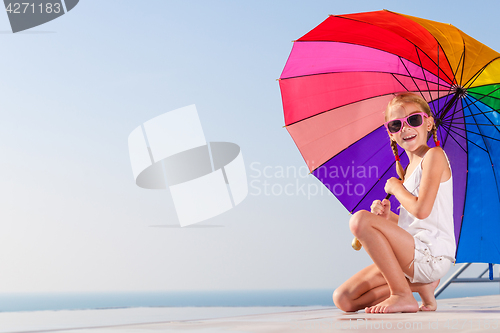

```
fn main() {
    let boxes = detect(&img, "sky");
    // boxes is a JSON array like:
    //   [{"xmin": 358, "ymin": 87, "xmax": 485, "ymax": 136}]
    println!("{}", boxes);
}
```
[{"xmin": 1, "ymin": 0, "xmax": 500, "ymax": 293}]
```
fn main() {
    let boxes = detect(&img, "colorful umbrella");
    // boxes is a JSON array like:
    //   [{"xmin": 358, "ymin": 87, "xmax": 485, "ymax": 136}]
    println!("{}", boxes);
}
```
[{"xmin": 279, "ymin": 10, "xmax": 500, "ymax": 266}]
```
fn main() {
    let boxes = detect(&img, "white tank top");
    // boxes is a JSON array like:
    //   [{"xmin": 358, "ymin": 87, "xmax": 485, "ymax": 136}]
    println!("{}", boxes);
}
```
[{"xmin": 398, "ymin": 150, "xmax": 456, "ymax": 260}]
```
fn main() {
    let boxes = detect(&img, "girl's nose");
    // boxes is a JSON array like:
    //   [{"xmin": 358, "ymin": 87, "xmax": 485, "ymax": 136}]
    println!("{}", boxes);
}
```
[{"xmin": 401, "ymin": 120, "xmax": 410, "ymax": 131}]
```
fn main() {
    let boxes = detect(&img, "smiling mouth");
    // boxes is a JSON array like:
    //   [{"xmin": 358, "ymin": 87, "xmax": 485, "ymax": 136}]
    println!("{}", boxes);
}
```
[{"xmin": 403, "ymin": 134, "xmax": 417, "ymax": 141}]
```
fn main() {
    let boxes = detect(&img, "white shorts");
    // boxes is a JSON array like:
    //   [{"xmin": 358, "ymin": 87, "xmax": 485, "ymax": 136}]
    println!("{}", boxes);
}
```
[{"xmin": 405, "ymin": 236, "xmax": 452, "ymax": 284}]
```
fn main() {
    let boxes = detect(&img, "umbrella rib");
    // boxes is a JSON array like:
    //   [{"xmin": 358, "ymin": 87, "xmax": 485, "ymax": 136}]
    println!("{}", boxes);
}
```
[
  {"xmin": 442, "ymin": 96, "xmax": 500, "ymax": 123},
  {"xmin": 399, "ymin": 56, "xmax": 425, "ymax": 99},
  {"xmin": 437, "ymin": 121, "xmax": 467, "ymax": 153},
  {"xmin": 393, "ymin": 74, "xmax": 450, "ymax": 91},
  {"xmin": 391, "ymin": 73, "xmax": 409, "ymax": 92},
  {"xmin": 284, "ymin": 93, "xmax": 398, "ymax": 127},
  {"xmin": 415, "ymin": 45, "xmax": 433, "ymax": 101},
  {"xmin": 446, "ymin": 110, "xmax": 498, "ymax": 122},
  {"xmin": 436, "ymin": 108, "xmax": 467, "ymax": 261},
  {"xmin": 460, "ymin": 94, "xmax": 500, "ymax": 127},
  {"xmin": 441, "ymin": 123, "xmax": 489, "ymax": 152},
  {"xmin": 464, "ymin": 92, "xmax": 500, "ymax": 108},
  {"xmin": 451, "ymin": 49, "xmax": 465, "ymax": 87},
  {"xmin": 279, "ymin": 70, "xmax": 451, "ymax": 90},
  {"xmin": 463, "ymin": 85, "xmax": 500, "ymax": 109},
  {"xmin": 464, "ymin": 63, "xmax": 488, "ymax": 90},
  {"xmin": 330, "ymin": 14, "xmax": 456, "ymax": 84},
  {"xmin": 466, "ymin": 82, "xmax": 500, "ymax": 91},
  {"xmin": 440, "ymin": 95, "xmax": 459, "ymax": 148},
  {"xmin": 444, "ymin": 122, "xmax": 500, "ymax": 143},
  {"xmin": 435, "ymin": 87, "xmax": 460, "ymax": 121},
  {"xmin": 443, "ymin": 105, "xmax": 498, "ymax": 122},
  {"xmin": 430, "ymin": 55, "xmax": 465, "ymax": 128},
  {"xmin": 446, "ymin": 120, "xmax": 500, "ymax": 138},
  {"xmin": 441, "ymin": 129, "xmax": 467, "ymax": 154},
  {"xmin": 463, "ymin": 57, "xmax": 500, "ymax": 89},
  {"xmin": 426, "ymin": 26, "xmax": 458, "ymax": 86},
  {"xmin": 442, "ymin": 93, "xmax": 500, "ymax": 122},
  {"xmin": 457, "ymin": 123, "xmax": 500, "ymax": 127},
  {"xmin": 349, "ymin": 154, "xmax": 403, "ymax": 213},
  {"xmin": 285, "ymin": 86, "xmax": 447, "ymax": 127},
  {"xmin": 459, "ymin": 43, "xmax": 466, "ymax": 87},
  {"xmin": 468, "ymin": 92, "xmax": 500, "ymax": 104},
  {"xmin": 465, "ymin": 95, "xmax": 500, "ymax": 138},
  {"xmin": 308, "ymin": 125, "xmax": 387, "ymax": 172}
]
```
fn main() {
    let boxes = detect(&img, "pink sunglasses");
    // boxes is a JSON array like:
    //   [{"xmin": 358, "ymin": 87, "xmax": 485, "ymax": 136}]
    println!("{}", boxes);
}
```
[{"xmin": 384, "ymin": 112, "xmax": 429, "ymax": 134}]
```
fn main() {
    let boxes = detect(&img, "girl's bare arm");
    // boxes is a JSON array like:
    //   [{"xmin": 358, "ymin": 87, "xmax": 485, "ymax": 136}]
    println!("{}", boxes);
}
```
[{"xmin": 389, "ymin": 147, "xmax": 449, "ymax": 219}]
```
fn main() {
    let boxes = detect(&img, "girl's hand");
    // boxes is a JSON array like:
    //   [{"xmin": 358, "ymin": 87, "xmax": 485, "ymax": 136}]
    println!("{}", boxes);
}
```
[
  {"xmin": 385, "ymin": 177, "xmax": 403, "ymax": 195},
  {"xmin": 371, "ymin": 199, "xmax": 391, "ymax": 219}
]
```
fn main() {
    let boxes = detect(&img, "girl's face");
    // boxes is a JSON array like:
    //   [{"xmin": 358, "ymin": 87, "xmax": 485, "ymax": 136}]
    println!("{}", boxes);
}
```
[{"xmin": 386, "ymin": 102, "xmax": 434, "ymax": 152}]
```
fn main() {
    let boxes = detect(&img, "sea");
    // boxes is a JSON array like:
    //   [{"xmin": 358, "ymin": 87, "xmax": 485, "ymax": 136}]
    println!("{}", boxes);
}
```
[{"xmin": 0, "ymin": 283, "xmax": 498, "ymax": 313}]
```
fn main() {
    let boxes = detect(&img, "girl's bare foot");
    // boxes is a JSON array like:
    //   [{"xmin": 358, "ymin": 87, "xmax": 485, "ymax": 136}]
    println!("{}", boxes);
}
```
[
  {"xmin": 364, "ymin": 294, "xmax": 419, "ymax": 313},
  {"xmin": 417, "ymin": 279, "xmax": 440, "ymax": 311}
]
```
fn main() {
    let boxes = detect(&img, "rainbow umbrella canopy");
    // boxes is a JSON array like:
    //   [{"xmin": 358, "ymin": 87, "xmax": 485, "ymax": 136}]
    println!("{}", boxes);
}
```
[{"xmin": 279, "ymin": 10, "xmax": 500, "ymax": 265}]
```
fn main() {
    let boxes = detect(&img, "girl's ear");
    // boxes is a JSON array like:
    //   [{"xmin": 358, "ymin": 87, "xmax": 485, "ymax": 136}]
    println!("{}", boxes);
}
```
[{"xmin": 427, "ymin": 116, "xmax": 435, "ymax": 131}]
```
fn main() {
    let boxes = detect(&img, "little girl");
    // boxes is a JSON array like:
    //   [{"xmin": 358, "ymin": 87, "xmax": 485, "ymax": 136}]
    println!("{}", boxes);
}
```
[{"xmin": 332, "ymin": 93, "xmax": 456, "ymax": 314}]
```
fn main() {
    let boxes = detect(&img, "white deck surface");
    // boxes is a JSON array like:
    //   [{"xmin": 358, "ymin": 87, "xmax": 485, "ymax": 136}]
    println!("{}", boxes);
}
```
[{"xmin": 2, "ymin": 295, "xmax": 500, "ymax": 332}]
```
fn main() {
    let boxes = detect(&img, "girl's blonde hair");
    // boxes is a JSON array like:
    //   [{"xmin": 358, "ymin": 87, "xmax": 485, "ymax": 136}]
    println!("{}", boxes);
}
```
[{"xmin": 385, "ymin": 93, "xmax": 439, "ymax": 181}]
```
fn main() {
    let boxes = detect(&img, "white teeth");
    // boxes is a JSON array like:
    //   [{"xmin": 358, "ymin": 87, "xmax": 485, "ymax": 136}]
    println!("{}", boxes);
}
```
[{"xmin": 403, "ymin": 134, "xmax": 416, "ymax": 140}]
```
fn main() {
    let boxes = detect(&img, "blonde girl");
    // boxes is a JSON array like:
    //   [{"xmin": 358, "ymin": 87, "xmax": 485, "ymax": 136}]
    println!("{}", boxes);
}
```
[{"xmin": 332, "ymin": 93, "xmax": 456, "ymax": 313}]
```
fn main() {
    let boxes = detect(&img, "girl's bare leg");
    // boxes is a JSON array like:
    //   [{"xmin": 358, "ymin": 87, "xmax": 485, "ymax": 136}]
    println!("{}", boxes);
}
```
[
  {"xmin": 349, "ymin": 210, "xmax": 418, "ymax": 313},
  {"xmin": 333, "ymin": 264, "xmax": 390, "ymax": 312},
  {"xmin": 333, "ymin": 263, "xmax": 440, "ymax": 312},
  {"xmin": 410, "ymin": 279, "xmax": 440, "ymax": 311}
]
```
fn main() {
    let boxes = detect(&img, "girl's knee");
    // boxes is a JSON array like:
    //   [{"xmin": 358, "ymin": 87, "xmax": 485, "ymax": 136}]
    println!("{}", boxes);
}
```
[
  {"xmin": 349, "ymin": 210, "xmax": 372, "ymax": 237},
  {"xmin": 332, "ymin": 288, "xmax": 356, "ymax": 312},
  {"xmin": 332, "ymin": 288, "xmax": 344, "ymax": 309}
]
